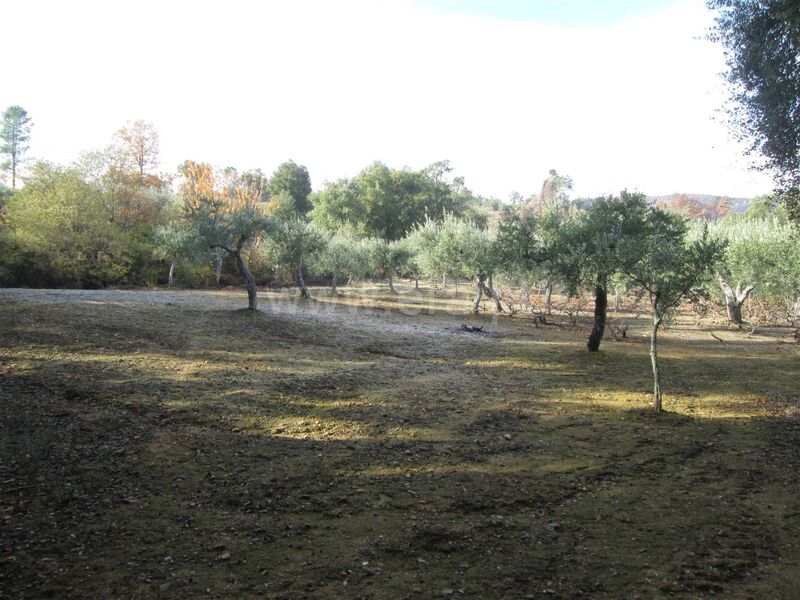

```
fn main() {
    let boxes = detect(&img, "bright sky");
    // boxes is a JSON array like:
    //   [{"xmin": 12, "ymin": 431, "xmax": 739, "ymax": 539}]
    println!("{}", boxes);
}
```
[{"xmin": 1, "ymin": 0, "xmax": 773, "ymax": 200}]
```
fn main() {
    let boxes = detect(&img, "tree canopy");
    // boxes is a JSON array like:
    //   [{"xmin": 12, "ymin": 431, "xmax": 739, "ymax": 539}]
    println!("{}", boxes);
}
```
[
  {"xmin": 268, "ymin": 160, "xmax": 313, "ymax": 215},
  {"xmin": 708, "ymin": 0, "xmax": 800, "ymax": 221}
]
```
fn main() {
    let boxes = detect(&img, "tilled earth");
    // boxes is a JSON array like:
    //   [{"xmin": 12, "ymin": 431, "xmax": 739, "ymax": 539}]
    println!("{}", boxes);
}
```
[{"xmin": 1, "ymin": 287, "xmax": 799, "ymax": 599}]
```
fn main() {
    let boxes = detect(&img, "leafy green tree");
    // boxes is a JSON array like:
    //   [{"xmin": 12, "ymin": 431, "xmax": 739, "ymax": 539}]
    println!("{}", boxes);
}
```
[
  {"xmin": 0, "ymin": 184, "xmax": 13, "ymax": 209},
  {"xmin": 152, "ymin": 223, "xmax": 205, "ymax": 288},
  {"xmin": 742, "ymin": 194, "xmax": 787, "ymax": 220},
  {"xmin": 263, "ymin": 218, "xmax": 326, "ymax": 298},
  {"xmin": 494, "ymin": 207, "xmax": 551, "ymax": 308},
  {"xmin": 1, "ymin": 106, "xmax": 33, "ymax": 189},
  {"xmin": 357, "ymin": 162, "xmax": 426, "ymax": 242},
  {"xmin": 410, "ymin": 214, "xmax": 467, "ymax": 289},
  {"xmin": 3, "ymin": 162, "xmax": 137, "ymax": 287},
  {"xmin": 268, "ymin": 160, "xmax": 313, "ymax": 215},
  {"xmin": 708, "ymin": 1, "xmax": 800, "ymax": 222},
  {"xmin": 427, "ymin": 216, "xmax": 499, "ymax": 313},
  {"xmin": 181, "ymin": 160, "xmax": 271, "ymax": 310},
  {"xmin": 366, "ymin": 238, "xmax": 413, "ymax": 293},
  {"xmin": 405, "ymin": 218, "xmax": 443, "ymax": 289},
  {"xmin": 708, "ymin": 216, "xmax": 800, "ymax": 324},
  {"xmin": 559, "ymin": 192, "xmax": 650, "ymax": 351},
  {"xmin": 420, "ymin": 161, "xmax": 486, "ymax": 223},
  {"xmin": 310, "ymin": 233, "xmax": 368, "ymax": 295},
  {"xmin": 311, "ymin": 161, "xmax": 488, "ymax": 239},
  {"xmin": 265, "ymin": 190, "xmax": 300, "ymax": 221},
  {"xmin": 620, "ymin": 211, "xmax": 726, "ymax": 412},
  {"xmin": 310, "ymin": 178, "xmax": 366, "ymax": 235}
]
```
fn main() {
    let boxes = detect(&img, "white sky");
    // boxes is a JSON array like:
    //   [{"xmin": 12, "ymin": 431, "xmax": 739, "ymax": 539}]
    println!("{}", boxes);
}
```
[{"xmin": 1, "ymin": 0, "xmax": 773, "ymax": 200}]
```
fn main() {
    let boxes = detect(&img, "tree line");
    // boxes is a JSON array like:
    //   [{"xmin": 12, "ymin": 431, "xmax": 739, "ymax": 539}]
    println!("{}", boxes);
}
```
[{"xmin": 2, "ymin": 110, "xmax": 799, "ymax": 412}]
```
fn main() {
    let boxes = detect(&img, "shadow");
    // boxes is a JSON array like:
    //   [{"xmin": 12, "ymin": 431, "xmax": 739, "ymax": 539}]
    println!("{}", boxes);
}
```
[{"xmin": 2, "ymin": 292, "xmax": 800, "ymax": 598}]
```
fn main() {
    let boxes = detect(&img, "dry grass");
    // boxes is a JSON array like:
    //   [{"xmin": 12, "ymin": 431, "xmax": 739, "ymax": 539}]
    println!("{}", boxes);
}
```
[{"xmin": 1, "ymin": 285, "xmax": 799, "ymax": 599}]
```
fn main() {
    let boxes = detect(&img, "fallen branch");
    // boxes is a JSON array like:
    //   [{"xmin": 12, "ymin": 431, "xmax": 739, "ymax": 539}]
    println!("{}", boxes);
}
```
[{"xmin": 710, "ymin": 331, "xmax": 725, "ymax": 344}]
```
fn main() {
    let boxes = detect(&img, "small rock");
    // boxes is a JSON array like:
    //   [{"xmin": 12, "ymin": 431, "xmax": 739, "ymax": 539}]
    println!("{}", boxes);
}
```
[{"xmin": 218, "ymin": 551, "xmax": 231, "ymax": 561}]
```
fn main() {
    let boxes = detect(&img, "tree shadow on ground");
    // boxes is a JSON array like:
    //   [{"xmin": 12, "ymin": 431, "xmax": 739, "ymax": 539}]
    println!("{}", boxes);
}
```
[{"xmin": 2, "ymin": 296, "xmax": 800, "ymax": 598}]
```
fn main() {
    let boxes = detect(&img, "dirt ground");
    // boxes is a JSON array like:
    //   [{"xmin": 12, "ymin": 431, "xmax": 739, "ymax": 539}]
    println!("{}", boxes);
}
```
[{"xmin": 1, "ymin": 285, "xmax": 799, "ymax": 599}]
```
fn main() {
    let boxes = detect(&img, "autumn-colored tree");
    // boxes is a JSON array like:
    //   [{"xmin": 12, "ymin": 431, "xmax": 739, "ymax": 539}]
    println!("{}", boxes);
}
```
[{"xmin": 111, "ymin": 120, "xmax": 160, "ymax": 178}]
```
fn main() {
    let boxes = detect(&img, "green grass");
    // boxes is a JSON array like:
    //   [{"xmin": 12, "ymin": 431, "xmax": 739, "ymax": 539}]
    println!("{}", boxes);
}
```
[{"xmin": 1, "ymin": 286, "xmax": 799, "ymax": 598}]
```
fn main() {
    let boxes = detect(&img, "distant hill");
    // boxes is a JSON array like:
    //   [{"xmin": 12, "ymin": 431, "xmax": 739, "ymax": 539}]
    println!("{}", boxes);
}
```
[
  {"xmin": 508, "ymin": 193, "xmax": 755, "ymax": 222},
  {"xmin": 645, "ymin": 193, "xmax": 752, "ymax": 214},
  {"xmin": 570, "ymin": 193, "xmax": 753, "ymax": 219}
]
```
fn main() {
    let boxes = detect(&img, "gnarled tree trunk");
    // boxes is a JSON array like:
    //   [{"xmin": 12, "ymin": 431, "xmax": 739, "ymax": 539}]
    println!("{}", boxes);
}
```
[
  {"xmin": 387, "ymin": 272, "xmax": 397, "ymax": 294},
  {"xmin": 472, "ymin": 275, "xmax": 485, "ymax": 314},
  {"xmin": 233, "ymin": 245, "xmax": 258, "ymax": 311},
  {"xmin": 331, "ymin": 275, "xmax": 338, "ymax": 296},
  {"xmin": 297, "ymin": 262, "xmax": 311, "ymax": 299},
  {"xmin": 482, "ymin": 275, "xmax": 504, "ymax": 312},
  {"xmin": 718, "ymin": 276, "xmax": 755, "ymax": 326},
  {"xmin": 587, "ymin": 281, "xmax": 608, "ymax": 352}
]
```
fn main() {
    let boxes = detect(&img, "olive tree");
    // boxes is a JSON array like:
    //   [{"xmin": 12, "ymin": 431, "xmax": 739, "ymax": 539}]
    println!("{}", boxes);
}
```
[
  {"xmin": 707, "ymin": 216, "xmax": 800, "ymax": 325},
  {"xmin": 559, "ymin": 192, "xmax": 649, "ymax": 351},
  {"xmin": 437, "ymin": 217, "xmax": 499, "ymax": 313},
  {"xmin": 494, "ymin": 207, "xmax": 552, "ymax": 309},
  {"xmin": 708, "ymin": 0, "xmax": 800, "ymax": 221},
  {"xmin": 366, "ymin": 238, "xmax": 412, "ymax": 293},
  {"xmin": 181, "ymin": 161, "xmax": 271, "ymax": 310},
  {"xmin": 406, "ymin": 217, "xmax": 445, "ymax": 288},
  {"xmin": 620, "ymin": 210, "xmax": 725, "ymax": 412},
  {"xmin": 152, "ymin": 223, "xmax": 205, "ymax": 288},
  {"xmin": 264, "ymin": 218, "xmax": 326, "ymax": 298},
  {"xmin": 409, "ymin": 215, "xmax": 464, "ymax": 288},
  {"xmin": 310, "ymin": 233, "xmax": 369, "ymax": 295}
]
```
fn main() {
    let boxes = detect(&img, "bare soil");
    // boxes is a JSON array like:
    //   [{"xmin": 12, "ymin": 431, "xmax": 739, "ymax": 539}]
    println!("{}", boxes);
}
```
[{"xmin": 1, "ymin": 286, "xmax": 799, "ymax": 599}]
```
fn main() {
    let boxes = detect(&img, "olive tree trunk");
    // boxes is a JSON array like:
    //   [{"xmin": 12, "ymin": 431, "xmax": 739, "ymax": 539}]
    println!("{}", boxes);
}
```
[
  {"xmin": 233, "ymin": 247, "xmax": 258, "ymax": 311},
  {"xmin": 544, "ymin": 281, "xmax": 553, "ymax": 315},
  {"xmin": 482, "ymin": 275, "xmax": 504, "ymax": 312},
  {"xmin": 650, "ymin": 314, "xmax": 663, "ymax": 412},
  {"xmin": 214, "ymin": 250, "xmax": 224, "ymax": 287},
  {"xmin": 297, "ymin": 262, "xmax": 311, "ymax": 299},
  {"xmin": 331, "ymin": 275, "xmax": 338, "ymax": 296},
  {"xmin": 472, "ymin": 275, "xmax": 485, "ymax": 314},
  {"xmin": 587, "ymin": 283, "xmax": 608, "ymax": 352},
  {"xmin": 168, "ymin": 259, "xmax": 176, "ymax": 289},
  {"xmin": 718, "ymin": 276, "xmax": 754, "ymax": 326},
  {"xmin": 521, "ymin": 281, "xmax": 532, "ymax": 307},
  {"xmin": 387, "ymin": 272, "xmax": 397, "ymax": 294}
]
